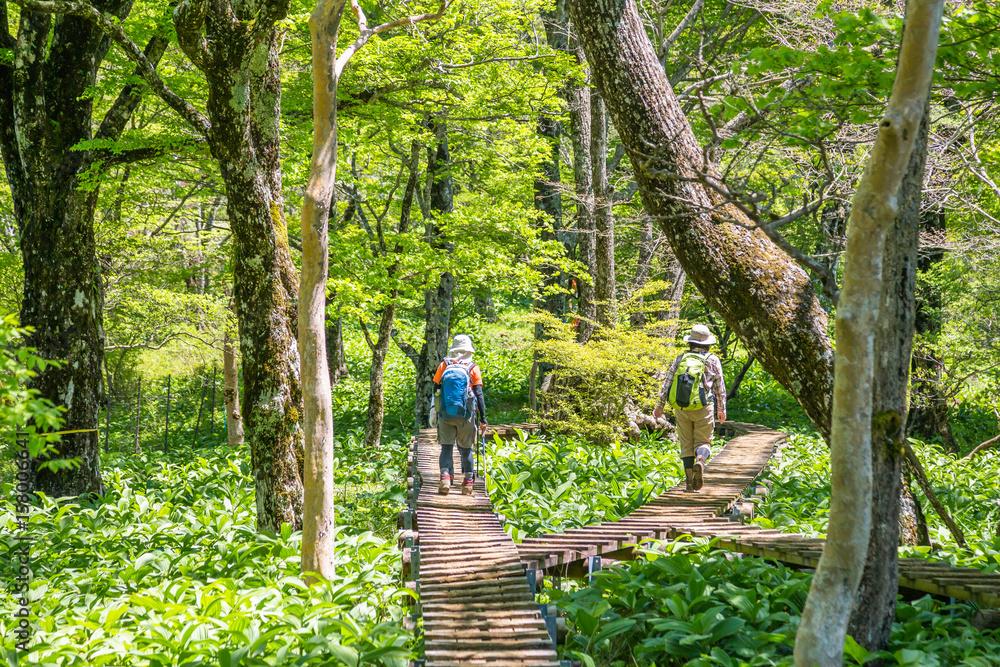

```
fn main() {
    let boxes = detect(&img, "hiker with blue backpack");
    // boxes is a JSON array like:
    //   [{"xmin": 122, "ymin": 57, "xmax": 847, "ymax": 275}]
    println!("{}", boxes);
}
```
[
  {"xmin": 653, "ymin": 324, "xmax": 727, "ymax": 492},
  {"xmin": 431, "ymin": 334, "xmax": 488, "ymax": 495}
]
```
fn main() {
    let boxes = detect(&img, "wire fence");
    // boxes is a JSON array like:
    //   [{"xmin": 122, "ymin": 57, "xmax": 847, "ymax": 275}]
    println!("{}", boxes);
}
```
[{"xmin": 102, "ymin": 365, "xmax": 228, "ymax": 453}]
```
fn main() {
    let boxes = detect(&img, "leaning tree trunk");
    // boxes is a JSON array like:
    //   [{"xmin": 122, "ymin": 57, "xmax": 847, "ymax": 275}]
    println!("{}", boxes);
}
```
[
  {"xmin": 848, "ymin": 102, "xmax": 931, "ymax": 654},
  {"xmin": 0, "ymin": 2, "xmax": 168, "ymax": 497},
  {"xmin": 223, "ymin": 331, "xmax": 244, "ymax": 448},
  {"xmin": 793, "ymin": 0, "xmax": 943, "ymax": 663},
  {"xmin": 175, "ymin": 3, "xmax": 305, "ymax": 533},
  {"xmin": 568, "ymin": 73, "xmax": 596, "ymax": 342},
  {"xmin": 591, "ymin": 89, "xmax": 616, "ymax": 327},
  {"xmin": 566, "ymin": 0, "xmax": 834, "ymax": 437}
]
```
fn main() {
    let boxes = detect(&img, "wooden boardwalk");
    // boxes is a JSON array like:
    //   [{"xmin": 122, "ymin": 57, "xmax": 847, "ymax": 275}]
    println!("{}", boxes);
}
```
[
  {"xmin": 403, "ymin": 425, "xmax": 561, "ymax": 667},
  {"xmin": 514, "ymin": 422, "xmax": 1000, "ymax": 609},
  {"xmin": 402, "ymin": 420, "xmax": 1000, "ymax": 666}
]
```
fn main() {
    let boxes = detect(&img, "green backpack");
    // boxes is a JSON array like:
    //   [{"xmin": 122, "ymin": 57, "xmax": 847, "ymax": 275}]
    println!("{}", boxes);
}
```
[{"xmin": 668, "ymin": 352, "xmax": 709, "ymax": 411}]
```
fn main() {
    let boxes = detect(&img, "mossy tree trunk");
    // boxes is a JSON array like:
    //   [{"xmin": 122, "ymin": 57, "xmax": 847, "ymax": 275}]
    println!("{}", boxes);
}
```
[
  {"xmin": 174, "ymin": 0, "xmax": 304, "ymax": 534},
  {"xmin": 566, "ymin": 0, "xmax": 835, "ymax": 437},
  {"xmin": 0, "ymin": 1, "xmax": 169, "ymax": 497}
]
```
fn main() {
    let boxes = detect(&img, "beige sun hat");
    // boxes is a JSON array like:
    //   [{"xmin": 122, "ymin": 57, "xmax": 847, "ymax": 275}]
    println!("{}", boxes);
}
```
[
  {"xmin": 447, "ymin": 334, "xmax": 475, "ymax": 360},
  {"xmin": 683, "ymin": 323, "xmax": 717, "ymax": 346}
]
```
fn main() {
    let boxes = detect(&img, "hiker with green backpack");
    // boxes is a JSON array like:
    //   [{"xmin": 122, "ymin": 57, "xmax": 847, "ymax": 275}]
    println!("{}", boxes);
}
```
[{"xmin": 653, "ymin": 324, "xmax": 727, "ymax": 492}]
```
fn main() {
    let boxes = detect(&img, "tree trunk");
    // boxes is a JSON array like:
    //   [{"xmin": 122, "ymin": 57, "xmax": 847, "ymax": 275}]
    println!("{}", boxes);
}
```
[
  {"xmin": 0, "ymin": 3, "xmax": 169, "ymax": 497},
  {"xmin": 413, "ymin": 125, "xmax": 455, "ymax": 429},
  {"xmin": 327, "ymin": 313, "xmax": 349, "ymax": 386},
  {"xmin": 847, "ymin": 102, "xmax": 931, "ymax": 654},
  {"xmin": 534, "ymin": 113, "xmax": 566, "ymax": 327},
  {"xmin": 909, "ymin": 209, "xmax": 953, "ymax": 449},
  {"xmin": 223, "ymin": 331, "xmax": 244, "ymax": 448},
  {"xmin": 566, "ymin": 0, "xmax": 835, "ymax": 438},
  {"xmin": 793, "ymin": 0, "xmax": 943, "ymax": 662},
  {"xmin": 658, "ymin": 249, "xmax": 687, "ymax": 340},
  {"xmin": 364, "ymin": 141, "xmax": 420, "ymax": 448},
  {"xmin": 899, "ymin": 468, "xmax": 931, "ymax": 547},
  {"xmin": 475, "ymin": 288, "xmax": 498, "ymax": 323},
  {"xmin": 364, "ymin": 301, "xmax": 397, "ymax": 448},
  {"xmin": 591, "ymin": 90, "xmax": 616, "ymax": 327},
  {"xmin": 568, "ymin": 70, "xmax": 596, "ymax": 342},
  {"xmin": 536, "ymin": 1, "xmax": 575, "ymax": 329},
  {"xmin": 296, "ymin": 0, "xmax": 347, "ymax": 580},
  {"xmin": 175, "ymin": 3, "xmax": 305, "ymax": 534},
  {"xmin": 630, "ymin": 216, "xmax": 655, "ymax": 327}
]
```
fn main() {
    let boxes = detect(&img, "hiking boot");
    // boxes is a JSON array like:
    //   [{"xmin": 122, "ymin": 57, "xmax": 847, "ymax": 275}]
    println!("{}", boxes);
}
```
[
  {"xmin": 438, "ymin": 473, "xmax": 452, "ymax": 495},
  {"xmin": 461, "ymin": 478, "xmax": 475, "ymax": 495},
  {"xmin": 684, "ymin": 468, "xmax": 695, "ymax": 492},
  {"xmin": 692, "ymin": 455, "xmax": 706, "ymax": 491}
]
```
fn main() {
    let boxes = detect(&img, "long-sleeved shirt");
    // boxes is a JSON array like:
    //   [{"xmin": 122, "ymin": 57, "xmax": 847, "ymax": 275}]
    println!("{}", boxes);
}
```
[{"xmin": 656, "ymin": 351, "xmax": 726, "ymax": 413}]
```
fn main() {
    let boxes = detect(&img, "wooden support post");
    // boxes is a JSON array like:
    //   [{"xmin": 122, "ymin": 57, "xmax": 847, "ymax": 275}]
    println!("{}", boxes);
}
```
[
  {"xmin": 193, "ymin": 382, "xmax": 207, "ymax": 446},
  {"xmin": 163, "ymin": 375, "xmax": 171, "ymax": 453},
  {"xmin": 134, "ymin": 378, "xmax": 142, "ymax": 454}
]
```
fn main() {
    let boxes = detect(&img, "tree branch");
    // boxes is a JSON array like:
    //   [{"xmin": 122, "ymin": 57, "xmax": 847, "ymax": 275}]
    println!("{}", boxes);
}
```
[
  {"xmin": 358, "ymin": 316, "xmax": 375, "ymax": 352},
  {"xmin": 12, "ymin": 0, "xmax": 212, "ymax": 137},
  {"xmin": 391, "ymin": 329, "xmax": 420, "ymax": 367},
  {"xmin": 172, "ymin": 0, "xmax": 211, "ymax": 69},
  {"xmin": 94, "ymin": 140, "xmax": 207, "ymax": 168},
  {"xmin": 335, "ymin": 0, "xmax": 452, "ymax": 76},
  {"xmin": 439, "ymin": 53, "xmax": 557, "ymax": 70},
  {"xmin": 659, "ymin": 0, "xmax": 703, "ymax": 59},
  {"xmin": 96, "ymin": 33, "xmax": 170, "ymax": 142},
  {"xmin": 903, "ymin": 441, "xmax": 968, "ymax": 550}
]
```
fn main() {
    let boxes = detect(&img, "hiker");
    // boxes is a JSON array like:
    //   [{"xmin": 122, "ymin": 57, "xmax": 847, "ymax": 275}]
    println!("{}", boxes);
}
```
[
  {"xmin": 432, "ymin": 334, "xmax": 488, "ymax": 495},
  {"xmin": 653, "ymin": 324, "xmax": 727, "ymax": 492}
]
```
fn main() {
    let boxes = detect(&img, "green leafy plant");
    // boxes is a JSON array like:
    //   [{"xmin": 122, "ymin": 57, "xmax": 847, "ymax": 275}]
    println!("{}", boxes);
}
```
[
  {"xmin": 0, "ymin": 312, "xmax": 69, "ymax": 470},
  {"xmin": 0, "ymin": 441, "xmax": 414, "ymax": 665},
  {"xmin": 485, "ymin": 428, "xmax": 708, "ymax": 540},
  {"xmin": 533, "ymin": 312, "xmax": 680, "ymax": 444}
]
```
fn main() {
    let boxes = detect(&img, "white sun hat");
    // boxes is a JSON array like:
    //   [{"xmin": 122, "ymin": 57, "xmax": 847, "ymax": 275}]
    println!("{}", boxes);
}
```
[{"xmin": 682, "ymin": 323, "xmax": 717, "ymax": 346}]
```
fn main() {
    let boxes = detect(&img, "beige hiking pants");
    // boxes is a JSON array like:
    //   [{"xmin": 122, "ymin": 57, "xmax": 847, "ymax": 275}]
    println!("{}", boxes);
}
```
[{"xmin": 675, "ymin": 404, "xmax": 714, "ymax": 458}]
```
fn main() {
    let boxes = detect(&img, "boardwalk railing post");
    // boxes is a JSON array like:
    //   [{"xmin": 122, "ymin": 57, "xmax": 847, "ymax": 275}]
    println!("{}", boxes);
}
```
[
  {"xmin": 410, "ymin": 544, "xmax": 421, "ymax": 639},
  {"xmin": 588, "ymin": 555, "xmax": 602, "ymax": 584}
]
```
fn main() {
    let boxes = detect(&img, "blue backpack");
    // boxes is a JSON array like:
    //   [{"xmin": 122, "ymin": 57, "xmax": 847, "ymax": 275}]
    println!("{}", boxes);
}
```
[{"xmin": 437, "ymin": 359, "xmax": 477, "ymax": 422}]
